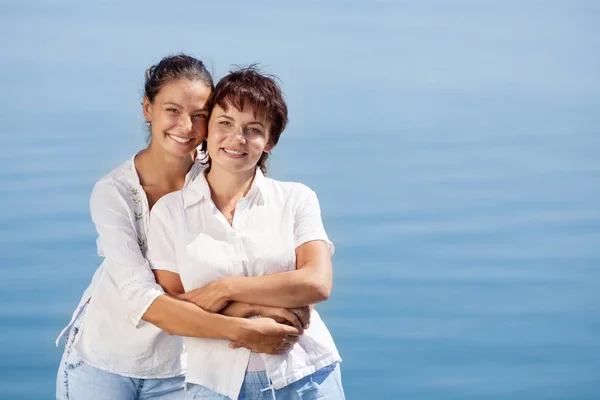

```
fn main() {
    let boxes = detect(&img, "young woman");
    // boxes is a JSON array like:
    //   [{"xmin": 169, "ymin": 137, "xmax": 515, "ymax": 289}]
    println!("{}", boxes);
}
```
[
  {"xmin": 147, "ymin": 68, "xmax": 345, "ymax": 399},
  {"xmin": 56, "ymin": 55, "xmax": 304, "ymax": 400}
]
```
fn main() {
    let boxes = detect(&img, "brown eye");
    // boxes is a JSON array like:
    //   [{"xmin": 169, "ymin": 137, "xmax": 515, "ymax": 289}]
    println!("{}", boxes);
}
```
[{"xmin": 247, "ymin": 127, "xmax": 262, "ymax": 135}]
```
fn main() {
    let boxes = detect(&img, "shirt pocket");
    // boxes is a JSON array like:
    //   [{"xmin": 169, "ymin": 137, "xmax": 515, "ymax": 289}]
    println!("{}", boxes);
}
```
[
  {"xmin": 185, "ymin": 232, "xmax": 238, "ymax": 286},
  {"xmin": 242, "ymin": 232, "xmax": 296, "ymax": 276}
]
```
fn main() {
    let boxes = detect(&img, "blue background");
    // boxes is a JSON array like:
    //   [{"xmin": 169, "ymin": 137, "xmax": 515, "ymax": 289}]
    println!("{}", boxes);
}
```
[{"xmin": 1, "ymin": 1, "xmax": 599, "ymax": 398}]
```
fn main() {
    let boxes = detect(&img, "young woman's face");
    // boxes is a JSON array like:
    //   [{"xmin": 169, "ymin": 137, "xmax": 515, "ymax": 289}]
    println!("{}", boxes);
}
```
[
  {"xmin": 143, "ymin": 79, "xmax": 211, "ymax": 158},
  {"xmin": 207, "ymin": 102, "xmax": 273, "ymax": 174}
]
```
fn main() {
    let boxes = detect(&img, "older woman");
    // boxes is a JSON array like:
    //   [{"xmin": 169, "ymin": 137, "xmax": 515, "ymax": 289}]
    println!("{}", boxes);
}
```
[{"xmin": 148, "ymin": 67, "xmax": 345, "ymax": 400}]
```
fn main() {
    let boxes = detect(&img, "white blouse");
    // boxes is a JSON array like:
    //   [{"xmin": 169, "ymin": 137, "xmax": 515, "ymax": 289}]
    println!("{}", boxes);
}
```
[
  {"xmin": 146, "ymin": 169, "xmax": 341, "ymax": 400},
  {"xmin": 56, "ymin": 153, "xmax": 203, "ymax": 378}
]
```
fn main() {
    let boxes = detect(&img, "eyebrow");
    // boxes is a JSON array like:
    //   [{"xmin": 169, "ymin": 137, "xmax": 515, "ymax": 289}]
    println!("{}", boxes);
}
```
[
  {"xmin": 165, "ymin": 102, "xmax": 208, "ymax": 113},
  {"xmin": 217, "ymin": 114, "xmax": 265, "ymax": 127}
]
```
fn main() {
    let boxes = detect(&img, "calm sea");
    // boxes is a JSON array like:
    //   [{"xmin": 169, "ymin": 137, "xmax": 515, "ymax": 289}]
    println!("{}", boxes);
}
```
[{"xmin": 1, "ymin": 1, "xmax": 599, "ymax": 399}]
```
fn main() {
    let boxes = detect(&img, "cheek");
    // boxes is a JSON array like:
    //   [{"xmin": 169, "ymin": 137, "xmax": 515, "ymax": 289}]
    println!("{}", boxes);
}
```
[
  {"xmin": 156, "ymin": 114, "xmax": 179, "ymax": 129},
  {"xmin": 249, "ymin": 137, "xmax": 268, "ymax": 152},
  {"xmin": 207, "ymin": 127, "xmax": 227, "ymax": 143}
]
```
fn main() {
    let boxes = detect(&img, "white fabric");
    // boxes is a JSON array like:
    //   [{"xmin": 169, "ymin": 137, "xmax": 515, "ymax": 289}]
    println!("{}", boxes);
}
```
[
  {"xmin": 146, "ymin": 168, "xmax": 341, "ymax": 400},
  {"xmin": 56, "ymin": 153, "xmax": 204, "ymax": 379}
]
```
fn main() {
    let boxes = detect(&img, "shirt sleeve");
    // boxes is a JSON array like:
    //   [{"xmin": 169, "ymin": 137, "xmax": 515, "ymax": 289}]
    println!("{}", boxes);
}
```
[
  {"xmin": 145, "ymin": 196, "xmax": 179, "ymax": 274},
  {"xmin": 89, "ymin": 182, "xmax": 165, "ymax": 327},
  {"xmin": 294, "ymin": 187, "xmax": 335, "ymax": 257}
]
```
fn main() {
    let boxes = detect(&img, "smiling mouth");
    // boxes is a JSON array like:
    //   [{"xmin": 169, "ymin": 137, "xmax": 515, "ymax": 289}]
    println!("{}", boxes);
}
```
[
  {"xmin": 222, "ymin": 148, "xmax": 247, "ymax": 158},
  {"xmin": 167, "ymin": 133, "xmax": 193, "ymax": 144}
]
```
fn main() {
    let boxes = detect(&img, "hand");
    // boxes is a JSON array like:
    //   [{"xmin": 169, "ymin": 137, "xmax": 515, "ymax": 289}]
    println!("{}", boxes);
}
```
[
  {"xmin": 231, "ymin": 318, "xmax": 302, "ymax": 355},
  {"xmin": 220, "ymin": 302, "xmax": 256, "ymax": 318},
  {"xmin": 254, "ymin": 305, "xmax": 311, "ymax": 329},
  {"xmin": 289, "ymin": 305, "xmax": 311, "ymax": 329},
  {"xmin": 178, "ymin": 280, "xmax": 229, "ymax": 313},
  {"xmin": 251, "ymin": 305, "xmax": 303, "ymax": 330}
]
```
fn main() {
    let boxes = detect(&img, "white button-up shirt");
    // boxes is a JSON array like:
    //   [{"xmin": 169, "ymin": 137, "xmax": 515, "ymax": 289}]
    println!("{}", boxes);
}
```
[
  {"xmin": 146, "ymin": 169, "xmax": 341, "ymax": 400},
  {"xmin": 57, "ymin": 153, "xmax": 203, "ymax": 378}
]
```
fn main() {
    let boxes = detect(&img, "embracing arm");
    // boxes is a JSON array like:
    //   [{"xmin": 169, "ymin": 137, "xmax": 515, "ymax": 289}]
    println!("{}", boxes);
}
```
[
  {"xmin": 153, "ymin": 269, "xmax": 307, "ymax": 328},
  {"xmin": 146, "ymin": 252, "xmax": 306, "ymax": 354},
  {"xmin": 92, "ymin": 182, "xmax": 302, "ymax": 351},
  {"xmin": 180, "ymin": 188, "xmax": 334, "ymax": 310},
  {"xmin": 90, "ymin": 182, "xmax": 169, "ymax": 327},
  {"xmin": 182, "ymin": 240, "xmax": 331, "ymax": 309},
  {"xmin": 90, "ymin": 183, "xmax": 245, "ymax": 335}
]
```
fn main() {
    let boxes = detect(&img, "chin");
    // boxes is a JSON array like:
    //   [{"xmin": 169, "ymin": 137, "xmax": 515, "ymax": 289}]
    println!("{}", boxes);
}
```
[
  {"xmin": 165, "ymin": 144, "xmax": 196, "ymax": 158},
  {"xmin": 214, "ymin": 160, "xmax": 255, "ymax": 174}
]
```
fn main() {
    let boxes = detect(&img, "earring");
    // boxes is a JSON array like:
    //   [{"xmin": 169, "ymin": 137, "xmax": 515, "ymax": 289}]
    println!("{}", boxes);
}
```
[{"xmin": 146, "ymin": 121, "xmax": 151, "ymax": 126}]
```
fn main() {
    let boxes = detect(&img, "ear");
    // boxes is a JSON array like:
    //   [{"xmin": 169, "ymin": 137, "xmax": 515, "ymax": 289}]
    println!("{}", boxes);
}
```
[
  {"xmin": 263, "ymin": 141, "xmax": 275, "ymax": 153},
  {"xmin": 142, "ymin": 97, "xmax": 153, "ymax": 123}
]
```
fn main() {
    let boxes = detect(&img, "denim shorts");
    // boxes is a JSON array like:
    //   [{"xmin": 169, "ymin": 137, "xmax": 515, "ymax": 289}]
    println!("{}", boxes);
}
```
[
  {"xmin": 56, "ymin": 306, "xmax": 185, "ymax": 400},
  {"xmin": 186, "ymin": 362, "xmax": 345, "ymax": 400}
]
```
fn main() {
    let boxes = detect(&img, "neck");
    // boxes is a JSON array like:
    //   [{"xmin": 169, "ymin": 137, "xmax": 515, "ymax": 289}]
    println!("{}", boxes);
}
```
[
  {"xmin": 136, "ymin": 142, "xmax": 195, "ymax": 186},
  {"xmin": 206, "ymin": 165, "xmax": 255, "ymax": 205}
]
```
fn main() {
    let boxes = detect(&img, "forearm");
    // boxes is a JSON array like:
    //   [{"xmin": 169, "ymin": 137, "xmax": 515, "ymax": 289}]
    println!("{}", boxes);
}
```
[
  {"xmin": 220, "ymin": 302, "xmax": 258, "ymax": 318},
  {"xmin": 141, "ymin": 294, "xmax": 245, "ymax": 340},
  {"xmin": 222, "ymin": 268, "xmax": 330, "ymax": 309}
]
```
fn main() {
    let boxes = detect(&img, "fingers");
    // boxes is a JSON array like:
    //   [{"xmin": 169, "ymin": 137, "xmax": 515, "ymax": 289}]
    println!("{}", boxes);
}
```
[
  {"xmin": 274, "ymin": 335, "xmax": 298, "ymax": 354},
  {"xmin": 228, "ymin": 341, "xmax": 251, "ymax": 350},
  {"xmin": 276, "ymin": 342, "xmax": 292, "ymax": 354},
  {"xmin": 280, "ymin": 323, "xmax": 302, "ymax": 336},
  {"xmin": 284, "ymin": 334, "xmax": 299, "ymax": 345},
  {"xmin": 288, "ymin": 306, "xmax": 311, "ymax": 329},
  {"xmin": 279, "ymin": 309, "xmax": 303, "ymax": 330},
  {"xmin": 276, "ymin": 333, "xmax": 299, "ymax": 353},
  {"xmin": 232, "ymin": 333, "xmax": 298, "ymax": 355}
]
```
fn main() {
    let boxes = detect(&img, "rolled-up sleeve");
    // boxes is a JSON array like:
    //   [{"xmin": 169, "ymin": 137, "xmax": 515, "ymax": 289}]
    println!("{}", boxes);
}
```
[
  {"xmin": 145, "ymin": 199, "xmax": 179, "ymax": 274},
  {"xmin": 90, "ymin": 182, "xmax": 165, "ymax": 327},
  {"xmin": 294, "ymin": 187, "xmax": 335, "ymax": 257}
]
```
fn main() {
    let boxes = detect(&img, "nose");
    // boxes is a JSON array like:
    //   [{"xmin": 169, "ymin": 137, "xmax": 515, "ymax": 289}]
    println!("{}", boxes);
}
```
[
  {"xmin": 180, "ymin": 115, "xmax": 193, "ymax": 134},
  {"xmin": 233, "ymin": 127, "xmax": 246, "ymax": 143}
]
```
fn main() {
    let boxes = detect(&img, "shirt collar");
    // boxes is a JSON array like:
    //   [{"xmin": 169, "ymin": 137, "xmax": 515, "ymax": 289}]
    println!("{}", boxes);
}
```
[{"xmin": 184, "ymin": 167, "xmax": 267, "ymax": 209}]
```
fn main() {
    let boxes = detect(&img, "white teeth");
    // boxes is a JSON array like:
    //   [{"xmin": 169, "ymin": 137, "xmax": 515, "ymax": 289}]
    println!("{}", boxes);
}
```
[
  {"xmin": 168, "ymin": 134, "xmax": 192, "ymax": 144},
  {"xmin": 223, "ymin": 149, "xmax": 244, "ymax": 156}
]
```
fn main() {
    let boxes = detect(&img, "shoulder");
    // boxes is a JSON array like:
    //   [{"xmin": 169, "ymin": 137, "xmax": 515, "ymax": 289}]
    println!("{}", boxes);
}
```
[
  {"xmin": 151, "ymin": 190, "xmax": 185, "ymax": 221},
  {"xmin": 266, "ymin": 178, "xmax": 315, "ymax": 196},
  {"xmin": 263, "ymin": 178, "xmax": 317, "ymax": 205},
  {"xmin": 95, "ymin": 158, "xmax": 138, "ymax": 190},
  {"xmin": 90, "ymin": 158, "xmax": 140, "ymax": 209}
]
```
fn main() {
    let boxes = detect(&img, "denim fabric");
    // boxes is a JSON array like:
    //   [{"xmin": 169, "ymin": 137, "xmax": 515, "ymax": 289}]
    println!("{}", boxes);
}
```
[
  {"xmin": 56, "ymin": 307, "xmax": 185, "ymax": 400},
  {"xmin": 185, "ymin": 363, "xmax": 344, "ymax": 400}
]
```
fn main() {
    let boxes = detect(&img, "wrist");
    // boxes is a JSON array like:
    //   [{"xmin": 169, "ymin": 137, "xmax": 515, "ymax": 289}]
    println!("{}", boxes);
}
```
[
  {"xmin": 247, "ymin": 304, "xmax": 260, "ymax": 317},
  {"xmin": 229, "ymin": 317, "xmax": 251, "ymax": 342},
  {"xmin": 220, "ymin": 276, "xmax": 237, "ymax": 302}
]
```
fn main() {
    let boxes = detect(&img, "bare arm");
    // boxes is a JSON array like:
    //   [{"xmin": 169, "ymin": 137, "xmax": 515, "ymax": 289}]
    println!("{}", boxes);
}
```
[
  {"xmin": 151, "ymin": 269, "xmax": 304, "ymax": 352},
  {"xmin": 152, "ymin": 269, "xmax": 308, "ymax": 328},
  {"xmin": 179, "ymin": 240, "xmax": 332, "ymax": 309},
  {"xmin": 142, "ymin": 294, "xmax": 241, "ymax": 338},
  {"xmin": 180, "ymin": 188, "xmax": 334, "ymax": 310}
]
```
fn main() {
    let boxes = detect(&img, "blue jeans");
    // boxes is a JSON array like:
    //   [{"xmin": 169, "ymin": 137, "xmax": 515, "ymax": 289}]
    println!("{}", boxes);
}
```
[
  {"xmin": 56, "ymin": 308, "xmax": 185, "ymax": 400},
  {"xmin": 186, "ymin": 363, "xmax": 345, "ymax": 400}
]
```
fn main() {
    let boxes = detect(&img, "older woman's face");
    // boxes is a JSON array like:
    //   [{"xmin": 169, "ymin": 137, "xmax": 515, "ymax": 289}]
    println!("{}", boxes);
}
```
[{"xmin": 206, "ymin": 102, "xmax": 272, "ymax": 174}]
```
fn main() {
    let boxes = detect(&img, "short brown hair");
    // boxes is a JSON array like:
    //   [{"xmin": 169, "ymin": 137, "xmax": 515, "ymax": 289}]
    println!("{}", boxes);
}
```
[{"xmin": 201, "ymin": 66, "xmax": 288, "ymax": 174}]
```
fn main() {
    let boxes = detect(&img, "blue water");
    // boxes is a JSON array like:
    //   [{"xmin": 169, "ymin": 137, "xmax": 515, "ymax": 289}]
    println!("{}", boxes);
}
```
[{"xmin": 1, "ymin": 1, "xmax": 599, "ymax": 399}]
